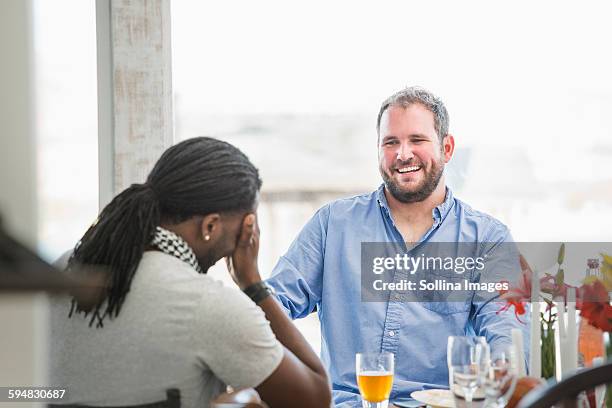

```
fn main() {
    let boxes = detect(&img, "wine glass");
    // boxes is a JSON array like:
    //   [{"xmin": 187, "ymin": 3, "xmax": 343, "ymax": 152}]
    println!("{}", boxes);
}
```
[
  {"xmin": 483, "ymin": 345, "xmax": 518, "ymax": 408},
  {"xmin": 447, "ymin": 336, "xmax": 490, "ymax": 406},
  {"xmin": 356, "ymin": 352, "xmax": 394, "ymax": 408}
]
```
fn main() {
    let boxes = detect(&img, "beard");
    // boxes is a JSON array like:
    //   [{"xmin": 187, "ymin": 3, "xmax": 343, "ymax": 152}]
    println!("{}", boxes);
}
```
[
  {"xmin": 197, "ymin": 243, "xmax": 225, "ymax": 273},
  {"xmin": 380, "ymin": 158, "xmax": 445, "ymax": 203}
]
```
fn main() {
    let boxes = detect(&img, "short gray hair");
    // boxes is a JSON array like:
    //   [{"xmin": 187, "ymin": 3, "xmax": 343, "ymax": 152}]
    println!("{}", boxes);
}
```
[{"xmin": 376, "ymin": 86, "xmax": 449, "ymax": 141}]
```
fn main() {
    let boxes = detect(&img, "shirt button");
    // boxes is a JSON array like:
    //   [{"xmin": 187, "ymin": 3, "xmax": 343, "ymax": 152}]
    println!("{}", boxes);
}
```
[{"xmin": 388, "ymin": 330, "xmax": 395, "ymax": 337}]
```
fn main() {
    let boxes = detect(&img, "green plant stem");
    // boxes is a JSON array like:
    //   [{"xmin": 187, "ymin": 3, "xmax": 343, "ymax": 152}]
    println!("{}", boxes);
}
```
[{"xmin": 541, "ymin": 299, "xmax": 556, "ymax": 379}]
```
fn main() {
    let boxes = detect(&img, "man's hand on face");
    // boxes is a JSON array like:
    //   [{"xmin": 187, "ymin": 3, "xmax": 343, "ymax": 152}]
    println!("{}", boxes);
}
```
[{"xmin": 227, "ymin": 213, "xmax": 262, "ymax": 290}]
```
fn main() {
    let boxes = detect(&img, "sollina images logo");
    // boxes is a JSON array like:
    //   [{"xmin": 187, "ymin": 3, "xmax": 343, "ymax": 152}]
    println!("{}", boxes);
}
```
[{"xmin": 360, "ymin": 242, "xmax": 517, "ymax": 303}]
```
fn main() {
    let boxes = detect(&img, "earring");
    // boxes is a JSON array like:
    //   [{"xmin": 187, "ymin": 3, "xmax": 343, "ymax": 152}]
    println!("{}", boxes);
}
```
[{"xmin": 204, "ymin": 235, "xmax": 210, "ymax": 241}]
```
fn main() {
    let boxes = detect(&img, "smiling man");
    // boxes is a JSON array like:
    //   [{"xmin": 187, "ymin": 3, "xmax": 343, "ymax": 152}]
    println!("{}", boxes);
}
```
[{"xmin": 266, "ymin": 87, "xmax": 529, "ymax": 407}]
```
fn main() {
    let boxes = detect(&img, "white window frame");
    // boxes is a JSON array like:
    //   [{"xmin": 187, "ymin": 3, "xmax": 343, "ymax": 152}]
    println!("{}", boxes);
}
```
[{"xmin": 96, "ymin": 0, "xmax": 174, "ymax": 208}]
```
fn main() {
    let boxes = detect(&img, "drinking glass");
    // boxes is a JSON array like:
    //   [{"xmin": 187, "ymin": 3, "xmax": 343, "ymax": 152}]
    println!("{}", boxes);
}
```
[
  {"xmin": 447, "ymin": 336, "xmax": 490, "ymax": 406},
  {"xmin": 356, "ymin": 352, "xmax": 394, "ymax": 408},
  {"xmin": 483, "ymin": 346, "xmax": 518, "ymax": 408}
]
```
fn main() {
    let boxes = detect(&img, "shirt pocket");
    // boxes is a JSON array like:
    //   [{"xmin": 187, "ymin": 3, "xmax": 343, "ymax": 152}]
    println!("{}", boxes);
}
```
[
  {"xmin": 416, "ymin": 270, "xmax": 472, "ymax": 315},
  {"xmin": 421, "ymin": 300, "xmax": 471, "ymax": 315}
]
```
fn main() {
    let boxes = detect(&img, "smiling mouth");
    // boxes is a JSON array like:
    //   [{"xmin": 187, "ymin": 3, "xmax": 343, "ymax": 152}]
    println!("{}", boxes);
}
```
[{"xmin": 396, "ymin": 165, "xmax": 421, "ymax": 174}]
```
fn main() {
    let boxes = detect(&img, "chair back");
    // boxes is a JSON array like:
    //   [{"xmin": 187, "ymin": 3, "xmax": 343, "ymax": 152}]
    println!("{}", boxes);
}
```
[
  {"xmin": 48, "ymin": 388, "xmax": 180, "ymax": 408},
  {"xmin": 210, "ymin": 388, "xmax": 268, "ymax": 408},
  {"xmin": 517, "ymin": 361, "xmax": 612, "ymax": 408}
]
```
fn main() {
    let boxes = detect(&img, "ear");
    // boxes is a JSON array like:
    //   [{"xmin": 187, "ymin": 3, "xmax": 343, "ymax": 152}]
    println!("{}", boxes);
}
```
[
  {"xmin": 441, "ymin": 134, "xmax": 455, "ymax": 163},
  {"xmin": 199, "ymin": 213, "xmax": 221, "ymax": 242}
]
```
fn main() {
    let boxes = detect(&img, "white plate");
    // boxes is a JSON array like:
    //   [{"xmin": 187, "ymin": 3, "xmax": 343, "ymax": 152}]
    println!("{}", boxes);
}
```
[
  {"xmin": 410, "ymin": 389, "xmax": 454, "ymax": 408},
  {"xmin": 450, "ymin": 385, "xmax": 485, "ymax": 400}
]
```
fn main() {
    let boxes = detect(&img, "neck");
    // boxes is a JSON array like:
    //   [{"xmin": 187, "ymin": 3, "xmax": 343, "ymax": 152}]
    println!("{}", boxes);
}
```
[
  {"xmin": 384, "ymin": 178, "xmax": 447, "ymax": 224},
  {"xmin": 159, "ymin": 221, "xmax": 197, "ymax": 249}
]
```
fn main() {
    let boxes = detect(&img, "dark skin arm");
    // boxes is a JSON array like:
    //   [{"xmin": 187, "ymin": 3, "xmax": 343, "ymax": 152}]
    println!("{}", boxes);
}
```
[{"xmin": 230, "ymin": 214, "xmax": 331, "ymax": 408}]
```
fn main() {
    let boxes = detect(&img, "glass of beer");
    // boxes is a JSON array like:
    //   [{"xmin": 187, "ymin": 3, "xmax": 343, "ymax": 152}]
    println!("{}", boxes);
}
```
[{"xmin": 356, "ymin": 352, "xmax": 394, "ymax": 408}]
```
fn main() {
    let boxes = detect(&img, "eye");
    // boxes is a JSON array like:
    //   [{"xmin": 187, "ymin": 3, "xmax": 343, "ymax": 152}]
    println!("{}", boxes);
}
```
[
  {"xmin": 383, "ymin": 139, "xmax": 398, "ymax": 146},
  {"xmin": 411, "ymin": 137, "xmax": 430, "ymax": 144}
]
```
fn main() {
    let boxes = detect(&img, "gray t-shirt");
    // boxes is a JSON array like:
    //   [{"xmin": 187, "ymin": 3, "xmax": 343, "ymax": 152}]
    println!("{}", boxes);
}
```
[{"xmin": 49, "ymin": 251, "xmax": 283, "ymax": 408}]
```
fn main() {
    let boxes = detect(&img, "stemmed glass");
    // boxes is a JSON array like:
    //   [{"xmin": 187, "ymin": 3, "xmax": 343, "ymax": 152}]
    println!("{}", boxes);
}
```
[
  {"xmin": 483, "ymin": 345, "xmax": 518, "ymax": 408},
  {"xmin": 447, "ymin": 336, "xmax": 490, "ymax": 406},
  {"xmin": 356, "ymin": 352, "xmax": 394, "ymax": 408}
]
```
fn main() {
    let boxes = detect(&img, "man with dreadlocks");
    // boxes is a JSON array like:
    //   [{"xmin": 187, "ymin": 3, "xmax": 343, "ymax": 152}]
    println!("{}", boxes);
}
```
[{"xmin": 49, "ymin": 137, "xmax": 331, "ymax": 408}]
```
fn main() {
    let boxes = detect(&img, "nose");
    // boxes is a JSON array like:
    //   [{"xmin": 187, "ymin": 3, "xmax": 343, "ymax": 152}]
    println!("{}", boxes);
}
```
[{"xmin": 397, "ymin": 142, "xmax": 414, "ymax": 162}]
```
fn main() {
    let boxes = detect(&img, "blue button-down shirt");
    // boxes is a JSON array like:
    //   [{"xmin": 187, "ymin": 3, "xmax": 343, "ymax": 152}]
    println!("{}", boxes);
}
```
[{"xmin": 267, "ymin": 185, "xmax": 529, "ymax": 407}]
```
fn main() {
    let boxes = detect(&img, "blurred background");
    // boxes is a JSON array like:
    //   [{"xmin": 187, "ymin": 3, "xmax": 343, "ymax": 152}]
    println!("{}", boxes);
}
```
[{"xmin": 33, "ymin": 0, "xmax": 612, "ymax": 353}]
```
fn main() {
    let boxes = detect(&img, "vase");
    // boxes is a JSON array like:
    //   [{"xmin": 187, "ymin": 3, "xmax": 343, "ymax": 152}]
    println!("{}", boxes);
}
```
[{"xmin": 541, "ymin": 323, "xmax": 555, "ymax": 379}]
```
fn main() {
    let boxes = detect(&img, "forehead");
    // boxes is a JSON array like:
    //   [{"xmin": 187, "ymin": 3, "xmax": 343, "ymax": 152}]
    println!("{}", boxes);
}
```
[{"xmin": 379, "ymin": 104, "xmax": 437, "ymax": 136}]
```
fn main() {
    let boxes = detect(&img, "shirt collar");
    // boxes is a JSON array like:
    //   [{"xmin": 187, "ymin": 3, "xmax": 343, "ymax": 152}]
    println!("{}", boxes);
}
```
[{"xmin": 376, "ymin": 183, "xmax": 454, "ymax": 223}]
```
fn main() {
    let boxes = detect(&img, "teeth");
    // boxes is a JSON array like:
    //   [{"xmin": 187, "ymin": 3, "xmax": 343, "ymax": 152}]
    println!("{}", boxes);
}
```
[{"xmin": 398, "ymin": 166, "xmax": 420, "ymax": 173}]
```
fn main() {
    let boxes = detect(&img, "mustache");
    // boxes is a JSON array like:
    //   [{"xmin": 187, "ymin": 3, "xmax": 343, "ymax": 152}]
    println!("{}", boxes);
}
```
[{"xmin": 391, "ymin": 159, "xmax": 423, "ymax": 169}]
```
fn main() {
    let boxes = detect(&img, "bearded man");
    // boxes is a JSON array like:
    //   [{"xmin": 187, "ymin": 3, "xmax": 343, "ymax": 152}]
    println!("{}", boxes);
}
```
[{"xmin": 266, "ymin": 87, "xmax": 529, "ymax": 407}]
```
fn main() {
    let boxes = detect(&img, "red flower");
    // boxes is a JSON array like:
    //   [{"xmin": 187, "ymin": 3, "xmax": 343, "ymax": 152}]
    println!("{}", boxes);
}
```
[
  {"xmin": 497, "ymin": 290, "xmax": 527, "ymax": 323},
  {"xmin": 540, "ymin": 273, "xmax": 572, "ymax": 300},
  {"xmin": 497, "ymin": 255, "xmax": 532, "ymax": 323},
  {"xmin": 577, "ymin": 280, "xmax": 612, "ymax": 332}
]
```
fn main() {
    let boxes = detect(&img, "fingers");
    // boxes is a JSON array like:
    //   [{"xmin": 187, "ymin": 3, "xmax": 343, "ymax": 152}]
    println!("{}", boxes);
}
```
[
  {"xmin": 252, "ymin": 214, "xmax": 260, "ymax": 241},
  {"xmin": 238, "ymin": 213, "xmax": 256, "ymax": 246}
]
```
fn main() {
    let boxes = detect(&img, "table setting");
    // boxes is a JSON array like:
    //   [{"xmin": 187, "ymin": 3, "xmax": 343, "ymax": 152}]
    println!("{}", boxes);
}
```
[{"xmin": 356, "ymin": 331, "xmax": 537, "ymax": 408}]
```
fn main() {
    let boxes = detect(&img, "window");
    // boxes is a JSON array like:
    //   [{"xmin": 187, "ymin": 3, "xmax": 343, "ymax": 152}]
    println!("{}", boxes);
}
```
[
  {"xmin": 34, "ymin": 0, "xmax": 99, "ymax": 261},
  {"xmin": 172, "ymin": 0, "xmax": 612, "ymax": 352}
]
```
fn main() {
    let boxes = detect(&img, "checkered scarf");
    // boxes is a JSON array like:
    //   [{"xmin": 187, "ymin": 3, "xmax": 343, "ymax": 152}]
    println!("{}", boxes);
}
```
[{"xmin": 150, "ymin": 226, "xmax": 204, "ymax": 274}]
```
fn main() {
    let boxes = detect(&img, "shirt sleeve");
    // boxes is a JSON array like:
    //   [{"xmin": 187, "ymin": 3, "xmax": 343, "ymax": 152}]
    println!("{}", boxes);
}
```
[
  {"xmin": 266, "ymin": 205, "xmax": 330, "ymax": 320},
  {"xmin": 471, "ymin": 225, "xmax": 531, "ymax": 371},
  {"xmin": 193, "ymin": 285, "xmax": 284, "ymax": 389}
]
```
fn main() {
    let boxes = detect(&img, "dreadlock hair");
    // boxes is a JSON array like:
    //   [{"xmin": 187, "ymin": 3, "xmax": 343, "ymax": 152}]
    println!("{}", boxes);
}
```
[{"xmin": 67, "ymin": 137, "xmax": 262, "ymax": 327}]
